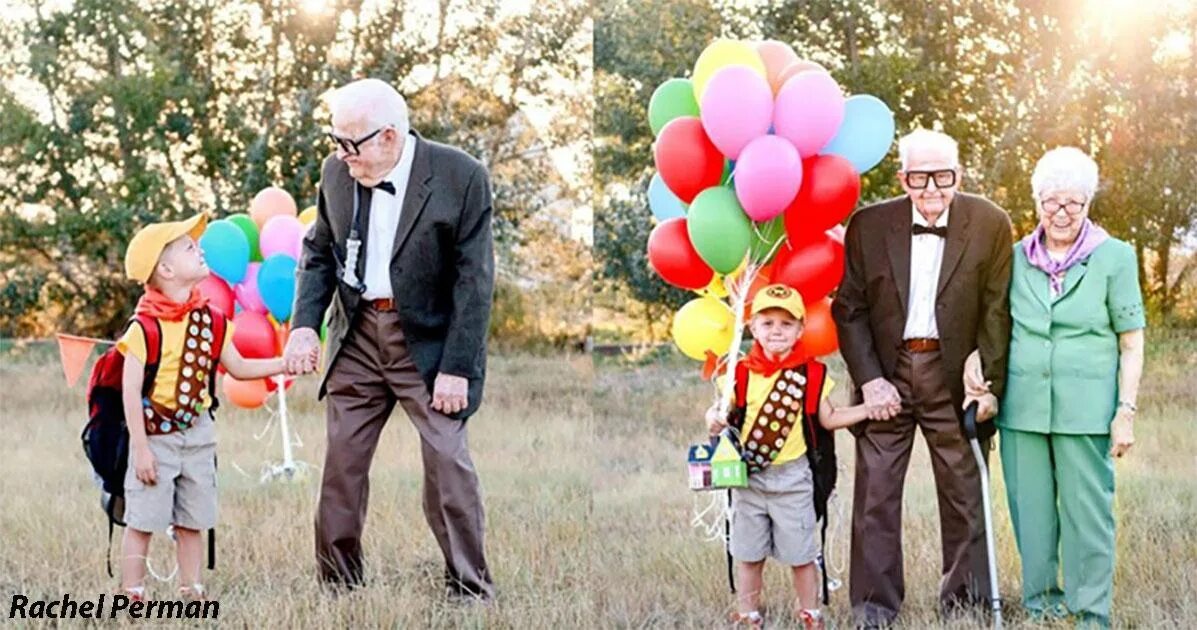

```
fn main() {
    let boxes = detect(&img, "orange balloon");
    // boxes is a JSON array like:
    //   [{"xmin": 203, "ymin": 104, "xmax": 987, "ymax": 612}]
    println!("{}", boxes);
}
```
[
  {"xmin": 799, "ymin": 297, "xmax": 839, "ymax": 357},
  {"xmin": 741, "ymin": 270, "xmax": 776, "ymax": 322},
  {"xmin": 250, "ymin": 187, "xmax": 298, "ymax": 228},
  {"xmin": 755, "ymin": 40, "xmax": 801, "ymax": 94},
  {"xmin": 776, "ymin": 60, "xmax": 830, "ymax": 91},
  {"xmin": 222, "ymin": 374, "xmax": 269, "ymax": 409}
]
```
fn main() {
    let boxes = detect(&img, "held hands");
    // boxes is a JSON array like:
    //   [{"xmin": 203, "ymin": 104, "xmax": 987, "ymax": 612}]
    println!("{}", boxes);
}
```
[
  {"xmin": 1109, "ymin": 408, "xmax": 1135, "ymax": 458},
  {"xmin": 282, "ymin": 327, "xmax": 321, "ymax": 375},
  {"xmin": 133, "ymin": 444, "xmax": 157, "ymax": 485},
  {"xmin": 862, "ymin": 377, "xmax": 902, "ymax": 420},
  {"xmin": 431, "ymin": 373, "xmax": 469, "ymax": 415}
]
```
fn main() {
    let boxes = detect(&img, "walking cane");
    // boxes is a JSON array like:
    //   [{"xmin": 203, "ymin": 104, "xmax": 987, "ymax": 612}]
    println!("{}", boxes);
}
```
[{"xmin": 960, "ymin": 401, "xmax": 1002, "ymax": 628}]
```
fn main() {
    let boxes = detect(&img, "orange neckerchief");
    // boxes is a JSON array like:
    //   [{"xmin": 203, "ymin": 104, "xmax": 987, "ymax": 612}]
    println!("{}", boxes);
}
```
[
  {"xmin": 742, "ymin": 341, "xmax": 807, "ymax": 377},
  {"xmin": 702, "ymin": 340, "xmax": 807, "ymax": 381},
  {"xmin": 134, "ymin": 286, "xmax": 208, "ymax": 321}
]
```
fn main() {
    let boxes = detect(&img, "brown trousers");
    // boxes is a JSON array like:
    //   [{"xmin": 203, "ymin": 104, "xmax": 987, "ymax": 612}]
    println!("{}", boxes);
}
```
[
  {"xmin": 315, "ymin": 306, "xmax": 494, "ymax": 598},
  {"xmin": 850, "ymin": 349, "xmax": 990, "ymax": 625}
]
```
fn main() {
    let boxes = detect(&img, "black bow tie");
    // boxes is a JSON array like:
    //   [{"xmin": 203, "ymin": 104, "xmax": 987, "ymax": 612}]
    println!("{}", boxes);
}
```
[
  {"xmin": 371, "ymin": 180, "xmax": 396, "ymax": 195},
  {"xmin": 912, "ymin": 224, "xmax": 948, "ymax": 238}
]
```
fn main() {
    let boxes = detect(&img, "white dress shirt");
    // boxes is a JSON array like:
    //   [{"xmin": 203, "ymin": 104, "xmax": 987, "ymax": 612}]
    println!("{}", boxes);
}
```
[
  {"xmin": 362, "ymin": 132, "xmax": 416, "ymax": 299},
  {"xmin": 902, "ymin": 201, "xmax": 950, "ymax": 340}
]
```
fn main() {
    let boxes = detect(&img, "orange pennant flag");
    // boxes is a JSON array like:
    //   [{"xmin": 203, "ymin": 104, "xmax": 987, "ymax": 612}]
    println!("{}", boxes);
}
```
[{"xmin": 55, "ymin": 334, "xmax": 100, "ymax": 388}]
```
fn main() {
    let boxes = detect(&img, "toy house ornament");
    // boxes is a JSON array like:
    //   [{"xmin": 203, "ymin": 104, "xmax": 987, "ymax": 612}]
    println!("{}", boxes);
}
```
[
  {"xmin": 688, "ymin": 442, "xmax": 715, "ymax": 490},
  {"xmin": 711, "ymin": 434, "xmax": 748, "ymax": 488}
]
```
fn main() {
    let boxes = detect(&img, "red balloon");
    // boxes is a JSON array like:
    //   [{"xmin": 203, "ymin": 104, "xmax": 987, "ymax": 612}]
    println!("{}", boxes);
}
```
[
  {"xmin": 783, "ymin": 155, "xmax": 860, "ymax": 244},
  {"xmin": 771, "ymin": 233, "xmax": 845, "ymax": 302},
  {"xmin": 232, "ymin": 311, "xmax": 278, "ymax": 359},
  {"xmin": 647, "ymin": 217, "xmax": 715, "ymax": 290},
  {"xmin": 653, "ymin": 117, "xmax": 724, "ymax": 204},
  {"xmin": 198, "ymin": 274, "xmax": 234, "ymax": 318},
  {"xmin": 799, "ymin": 297, "xmax": 839, "ymax": 357}
]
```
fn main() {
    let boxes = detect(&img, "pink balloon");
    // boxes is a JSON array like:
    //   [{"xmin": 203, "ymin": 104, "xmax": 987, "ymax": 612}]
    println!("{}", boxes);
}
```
[
  {"xmin": 699, "ymin": 65, "xmax": 773, "ymax": 160},
  {"xmin": 734, "ymin": 135, "xmax": 804, "ymax": 222},
  {"xmin": 773, "ymin": 71, "xmax": 845, "ymax": 157},
  {"xmin": 755, "ymin": 40, "xmax": 800, "ymax": 94},
  {"xmin": 234, "ymin": 262, "xmax": 267, "ymax": 314},
  {"xmin": 775, "ymin": 60, "xmax": 828, "ymax": 88},
  {"xmin": 260, "ymin": 215, "xmax": 304, "ymax": 259}
]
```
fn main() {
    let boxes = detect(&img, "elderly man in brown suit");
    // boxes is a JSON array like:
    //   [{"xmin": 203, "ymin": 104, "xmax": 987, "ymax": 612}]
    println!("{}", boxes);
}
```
[
  {"xmin": 831, "ymin": 129, "xmax": 1011, "ymax": 627},
  {"xmin": 283, "ymin": 78, "xmax": 495, "ymax": 600}
]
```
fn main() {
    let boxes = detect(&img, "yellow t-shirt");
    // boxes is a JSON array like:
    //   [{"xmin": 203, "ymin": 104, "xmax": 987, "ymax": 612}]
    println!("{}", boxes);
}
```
[
  {"xmin": 116, "ymin": 314, "xmax": 235, "ymax": 410},
  {"xmin": 718, "ymin": 368, "xmax": 835, "ymax": 466}
]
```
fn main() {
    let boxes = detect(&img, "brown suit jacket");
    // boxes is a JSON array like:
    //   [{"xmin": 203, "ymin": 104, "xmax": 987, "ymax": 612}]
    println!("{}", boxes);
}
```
[
  {"xmin": 291, "ymin": 133, "xmax": 495, "ymax": 419},
  {"xmin": 831, "ymin": 192, "xmax": 1013, "ymax": 438}
]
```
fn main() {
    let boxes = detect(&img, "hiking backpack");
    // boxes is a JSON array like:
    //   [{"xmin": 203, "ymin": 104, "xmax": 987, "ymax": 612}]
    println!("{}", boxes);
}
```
[{"xmin": 81, "ymin": 309, "xmax": 226, "ymax": 576}]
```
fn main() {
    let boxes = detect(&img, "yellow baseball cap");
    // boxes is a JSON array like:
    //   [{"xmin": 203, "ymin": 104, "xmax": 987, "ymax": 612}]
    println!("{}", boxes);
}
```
[
  {"xmin": 750, "ymin": 283, "xmax": 806, "ymax": 320},
  {"xmin": 124, "ymin": 213, "xmax": 209, "ymax": 283}
]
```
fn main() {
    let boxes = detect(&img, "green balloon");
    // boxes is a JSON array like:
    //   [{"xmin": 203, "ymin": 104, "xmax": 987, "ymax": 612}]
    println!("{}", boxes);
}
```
[
  {"xmin": 648, "ymin": 78, "xmax": 700, "ymax": 136},
  {"xmin": 687, "ymin": 186, "xmax": 752, "ymax": 274},
  {"xmin": 228, "ymin": 213, "xmax": 262, "ymax": 262},
  {"xmin": 749, "ymin": 216, "xmax": 787, "ymax": 264}
]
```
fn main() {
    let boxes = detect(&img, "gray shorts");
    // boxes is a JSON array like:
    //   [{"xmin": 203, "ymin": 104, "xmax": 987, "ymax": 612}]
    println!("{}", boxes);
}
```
[
  {"xmin": 729, "ymin": 457, "xmax": 819, "ymax": 566},
  {"xmin": 124, "ymin": 412, "xmax": 218, "ymax": 532}
]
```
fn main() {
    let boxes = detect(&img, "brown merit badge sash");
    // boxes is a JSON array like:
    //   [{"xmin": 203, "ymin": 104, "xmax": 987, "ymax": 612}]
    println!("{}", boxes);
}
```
[
  {"xmin": 142, "ymin": 307, "xmax": 218, "ymax": 435},
  {"xmin": 742, "ymin": 365, "xmax": 807, "ymax": 473}
]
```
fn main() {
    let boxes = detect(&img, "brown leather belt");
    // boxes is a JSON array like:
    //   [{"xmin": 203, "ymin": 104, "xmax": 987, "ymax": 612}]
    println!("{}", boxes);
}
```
[
  {"xmin": 903, "ymin": 338, "xmax": 940, "ymax": 353},
  {"xmin": 368, "ymin": 298, "xmax": 396, "ymax": 311}
]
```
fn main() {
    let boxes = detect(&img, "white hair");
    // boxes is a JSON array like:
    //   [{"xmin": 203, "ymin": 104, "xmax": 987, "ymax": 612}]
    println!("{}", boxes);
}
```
[
  {"xmin": 1031, "ymin": 146, "xmax": 1099, "ymax": 199},
  {"xmin": 322, "ymin": 78, "xmax": 410, "ymax": 138},
  {"xmin": 898, "ymin": 129, "xmax": 959, "ymax": 170}
]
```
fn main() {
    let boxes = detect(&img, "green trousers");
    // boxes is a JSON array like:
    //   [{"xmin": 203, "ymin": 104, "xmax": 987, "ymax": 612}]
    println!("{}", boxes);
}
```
[{"xmin": 999, "ymin": 429, "xmax": 1115, "ymax": 628}]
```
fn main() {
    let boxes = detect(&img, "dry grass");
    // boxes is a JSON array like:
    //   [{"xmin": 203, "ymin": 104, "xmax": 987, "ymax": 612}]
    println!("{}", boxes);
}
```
[
  {"xmin": 2, "ymin": 332, "xmax": 1195, "ymax": 628},
  {"xmin": 593, "ymin": 331, "xmax": 1197, "ymax": 629},
  {"xmin": 1, "ymin": 351, "xmax": 593, "ymax": 628}
]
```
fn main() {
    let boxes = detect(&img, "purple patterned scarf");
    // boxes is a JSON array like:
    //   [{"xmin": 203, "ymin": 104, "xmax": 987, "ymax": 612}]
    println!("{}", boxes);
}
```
[{"xmin": 1022, "ymin": 218, "xmax": 1109, "ymax": 296}]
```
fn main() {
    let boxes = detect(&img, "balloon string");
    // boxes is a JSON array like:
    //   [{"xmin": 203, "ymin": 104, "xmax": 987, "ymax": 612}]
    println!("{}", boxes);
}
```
[{"xmin": 716, "ymin": 258, "xmax": 760, "ymax": 419}]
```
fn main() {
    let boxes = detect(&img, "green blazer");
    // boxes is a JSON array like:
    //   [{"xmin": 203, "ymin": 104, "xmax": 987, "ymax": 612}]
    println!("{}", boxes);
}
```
[{"xmin": 998, "ymin": 237, "xmax": 1145, "ymax": 434}]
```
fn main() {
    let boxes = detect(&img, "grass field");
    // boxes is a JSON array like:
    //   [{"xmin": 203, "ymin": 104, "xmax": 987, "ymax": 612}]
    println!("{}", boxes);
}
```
[
  {"xmin": 1, "ymin": 350, "xmax": 594, "ymax": 628},
  {"xmin": 2, "ymin": 332, "xmax": 1195, "ymax": 628},
  {"xmin": 592, "ymin": 331, "xmax": 1197, "ymax": 629}
]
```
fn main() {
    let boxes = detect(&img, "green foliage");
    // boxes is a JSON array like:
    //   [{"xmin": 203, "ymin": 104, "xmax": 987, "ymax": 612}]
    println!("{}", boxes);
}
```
[
  {"xmin": 1, "ymin": 0, "xmax": 590, "ymax": 338},
  {"xmin": 595, "ymin": 0, "xmax": 1197, "ymax": 328}
]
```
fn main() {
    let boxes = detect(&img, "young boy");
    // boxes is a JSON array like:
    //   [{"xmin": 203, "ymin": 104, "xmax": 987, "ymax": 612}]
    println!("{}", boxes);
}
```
[
  {"xmin": 117, "ymin": 213, "xmax": 287, "ymax": 601},
  {"xmin": 706, "ymin": 284, "xmax": 872, "ymax": 629}
]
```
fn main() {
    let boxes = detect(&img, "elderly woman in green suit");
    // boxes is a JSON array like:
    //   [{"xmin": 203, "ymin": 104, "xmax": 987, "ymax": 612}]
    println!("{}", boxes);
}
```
[{"xmin": 967, "ymin": 147, "xmax": 1145, "ymax": 628}]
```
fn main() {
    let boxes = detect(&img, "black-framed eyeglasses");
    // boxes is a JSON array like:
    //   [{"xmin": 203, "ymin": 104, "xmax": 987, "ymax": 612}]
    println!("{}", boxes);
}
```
[
  {"xmin": 1039, "ymin": 197, "xmax": 1088, "ymax": 216},
  {"xmin": 326, "ymin": 127, "xmax": 386, "ymax": 156},
  {"xmin": 903, "ymin": 169, "xmax": 957, "ymax": 189}
]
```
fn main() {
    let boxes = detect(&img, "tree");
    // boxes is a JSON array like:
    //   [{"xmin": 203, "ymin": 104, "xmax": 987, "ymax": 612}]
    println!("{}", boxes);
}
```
[{"xmin": 0, "ymin": 0, "xmax": 591, "ymax": 338}]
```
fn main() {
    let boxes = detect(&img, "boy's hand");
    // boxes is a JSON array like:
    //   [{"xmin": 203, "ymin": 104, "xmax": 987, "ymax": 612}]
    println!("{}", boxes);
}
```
[
  {"xmin": 705, "ymin": 404, "xmax": 726, "ymax": 436},
  {"xmin": 133, "ymin": 445, "xmax": 158, "ymax": 485}
]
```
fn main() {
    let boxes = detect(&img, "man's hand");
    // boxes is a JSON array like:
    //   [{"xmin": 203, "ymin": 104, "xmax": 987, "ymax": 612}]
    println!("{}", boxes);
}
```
[
  {"xmin": 862, "ymin": 377, "xmax": 902, "ymax": 420},
  {"xmin": 705, "ymin": 403, "xmax": 727, "ymax": 437},
  {"xmin": 133, "ymin": 444, "xmax": 158, "ymax": 486},
  {"xmin": 964, "ymin": 392, "xmax": 999, "ymax": 422},
  {"xmin": 1109, "ymin": 409, "xmax": 1135, "ymax": 458},
  {"xmin": 432, "ymin": 373, "xmax": 469, "ymax": 415},
  {"xmin": 283, "ymin": 327, "xmax": 321, "ymax": 375}
]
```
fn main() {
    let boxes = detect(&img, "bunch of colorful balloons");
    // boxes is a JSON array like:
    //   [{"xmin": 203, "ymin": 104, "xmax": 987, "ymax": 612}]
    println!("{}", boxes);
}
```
[
  {"xmin": 195, "ymin": 186, "xmax": 320, "ymax": 408},
  {"xmin": 645, "ymin": 39, "xmax": 895, "ymax": 368}
]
